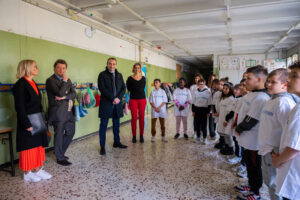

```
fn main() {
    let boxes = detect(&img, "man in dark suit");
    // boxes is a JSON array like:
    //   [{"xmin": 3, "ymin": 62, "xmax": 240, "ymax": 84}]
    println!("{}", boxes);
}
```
[
  {"xmin": 98, "ymin": 57, "xmax": 127, "ymax": 155},
  {"xmin": 46, "ymin": 59, "xmax": 76, "ymax": 166}
]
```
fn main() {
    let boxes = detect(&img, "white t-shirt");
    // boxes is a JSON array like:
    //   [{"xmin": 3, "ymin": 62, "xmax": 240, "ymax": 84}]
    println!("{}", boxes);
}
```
[
  {"xmin": 224, "ymin": 96, "xmax": 242, "ymax": 136},
  {"xmin": 149, "ymin": 88, "xmax": 168, "ymax": 119},
  {"xmin": 212, "ymin": 91, "xmax": 222, "ymax": 123},
  {"xmin": 217, "ymin": 96, "xmax": 235, "ymax": 135},
  {"xmin": 173, "ymin": 88, "xmax": 192, "ymax": 117},
  {"xmin": 275, "ymin": 102, "xmax": 300, "ymax": 200},
  {"xmin": 192, "ymin": 88, "xmax": 212, "ymax": 108},
  {"xmin": 236, "ymin": 91, "xmax": 270, "ymax": 151},
  {"xmin": 258, "ymin": 95, "xmax": 296, "ymax": 156},
  {"xmin": 190, "ymin": 84, "xmax": 198, "ymax": 102}
]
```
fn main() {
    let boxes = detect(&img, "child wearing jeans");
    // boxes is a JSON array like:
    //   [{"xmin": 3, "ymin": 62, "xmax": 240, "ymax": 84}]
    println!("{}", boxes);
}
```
[
  {"xmin": 272, "ymin": 61, "xmax": 300, "ymax": 200},
  {"xmin": 173, "ymin": 77, "xmax": 192, "ymax": 139},
  {"xmin": 149, "ymin": 79, "xmax": 168, "ymax": 143}
]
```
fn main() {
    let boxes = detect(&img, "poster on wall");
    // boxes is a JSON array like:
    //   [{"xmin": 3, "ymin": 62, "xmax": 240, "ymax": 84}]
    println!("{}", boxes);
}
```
[{"xmin": 264, "ymin": 59, "xmax": 286, "ymax": 72}]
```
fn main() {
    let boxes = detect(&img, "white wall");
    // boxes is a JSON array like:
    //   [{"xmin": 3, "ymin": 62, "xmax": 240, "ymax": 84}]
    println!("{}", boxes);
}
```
[
  {"xmin": 287, "ymin": 44, "xmax": 300, "ymax": 57},
  {"xmin": 0, "ymin": 0, "xmax": 178, "ymax": 70}
]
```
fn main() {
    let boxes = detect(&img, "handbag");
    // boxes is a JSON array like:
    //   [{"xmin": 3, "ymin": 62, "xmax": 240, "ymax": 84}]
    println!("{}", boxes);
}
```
[{"xmin": 27, "ymin": 112, "xmax": 47, "ymax": 136}]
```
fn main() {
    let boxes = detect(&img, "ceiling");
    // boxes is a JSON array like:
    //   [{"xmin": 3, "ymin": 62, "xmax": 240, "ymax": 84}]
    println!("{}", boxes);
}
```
[{"xmin": 51, "ymin": 0, "xmax": 300, "ymax": 65}]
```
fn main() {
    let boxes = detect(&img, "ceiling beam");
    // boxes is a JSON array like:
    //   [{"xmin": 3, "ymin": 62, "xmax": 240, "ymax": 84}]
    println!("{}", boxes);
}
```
[
  {"xmin": 114, "ymin": 0, "xmax": 202, "ymax": 63},
  {"xmin": 266, "ymin": 20, "xmax": 300, "ymax": 53}
]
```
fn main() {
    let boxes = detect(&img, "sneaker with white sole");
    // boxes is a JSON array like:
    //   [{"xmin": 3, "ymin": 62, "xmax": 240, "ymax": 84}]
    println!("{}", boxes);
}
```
[
  {"xmin": 162, "ymin": 136, "xmax": 168, "ymax": 143},
  {"xmin": 232, "ymin": 165, "xmax": 246, "ymax": 173},
  {"xmin": 24, "ymin": 171, "xmax": 42, "ymax": 182},
  {"xmin": 237, "ymin": 170, "xmax": 247, "ymax": 178},
  {"xmin": 34, "ymin": 169, "xmax": 52, "ymax": 180},
  {"xmin": 151, "ymin": 136, "xmax": 156, "ymax": 142},
  {"xmin": 201, "ymin": 138, "xmax": 207, "ymax": 145},
  {"xmin": 234, "ymin": 184, "xmax": 250, "ymax": 194},
  {"xmin": 195, "ymin": 137, "xmax": 201, "ymax": 144},
  {"xmin": 228, "ymin": 156, "xmax": 242, "ymax": 165},
  {"xmin": 193, "ymin": 133, "xmax": 197, "ymax": 139},
  {"xmin": 209, "ymin": 136, "xmax": 217, "ymax": 141},
  {"xmin": 237, "ymin": 191, "xmax": 261, "ymax": 200}
]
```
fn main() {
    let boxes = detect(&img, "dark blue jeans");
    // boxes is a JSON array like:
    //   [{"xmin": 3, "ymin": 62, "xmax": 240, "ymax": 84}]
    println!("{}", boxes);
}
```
[{"xmin": 99, "ymin": 117, "xmax": 120, "ymax": 148}]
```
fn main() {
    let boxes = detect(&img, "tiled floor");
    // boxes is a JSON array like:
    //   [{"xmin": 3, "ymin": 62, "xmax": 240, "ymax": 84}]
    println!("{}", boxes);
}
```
[{"xmin": 0, "ymin": 108, "xmax": 270, "ymax": 200}]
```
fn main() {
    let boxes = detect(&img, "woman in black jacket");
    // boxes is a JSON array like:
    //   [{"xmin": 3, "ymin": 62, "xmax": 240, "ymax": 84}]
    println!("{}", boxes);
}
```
[
  {"xmin": 12, "ymin": 60, "xmax": 51, "ymax": 182},
  {"xmin": 126, "ymin": 63, "xmax": 147, "ymax": 143}
]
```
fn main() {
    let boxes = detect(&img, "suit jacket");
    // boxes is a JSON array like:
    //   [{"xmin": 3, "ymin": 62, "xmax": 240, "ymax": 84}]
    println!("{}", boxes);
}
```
[
  {"xmin": 12, "ymin": 77, "xmax": 48, "ymax": 152},
  {"xmin": 46, "ymin": 74, "xmax": 76, "ymax": 123},
  {"xmin": 98, "ymin": 68, "xmax": 126, "ymax": 118}
]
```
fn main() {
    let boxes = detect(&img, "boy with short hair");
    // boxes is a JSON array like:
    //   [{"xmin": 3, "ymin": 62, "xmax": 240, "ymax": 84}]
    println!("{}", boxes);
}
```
[
  {"xmin": 235, "ymin": 65, "xmax": 270, "ymax": 200},
  {"xmin": 258, "ymin": 68, "xmax": 296, "ymax": 200},
  {"xmin": 192, "ymin": 79, "xmax": 212, "ymax": 144},
  {"xmin": 149, "ymin": 79, "xmax": 168, "ymax": 142},
  {"xmin": 272, "ymin": 61, "xmax": 300, "ymax": 200}
]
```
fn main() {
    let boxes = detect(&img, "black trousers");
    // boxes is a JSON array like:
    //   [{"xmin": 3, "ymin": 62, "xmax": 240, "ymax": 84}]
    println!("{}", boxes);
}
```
[
  {"xmin": 243, "ymin": 149, "xmax": 262, "ymax": 195},
  {"xmin": 194, "ymin": 106, "xmax": 209, "ymax": 138},
  {"xmin": 208, "ymin": 113, "xmax": 216, "ymax": 137},
  {"xmin": 233, "ymin": 136, "xmax": 242, "ymax": 157}
]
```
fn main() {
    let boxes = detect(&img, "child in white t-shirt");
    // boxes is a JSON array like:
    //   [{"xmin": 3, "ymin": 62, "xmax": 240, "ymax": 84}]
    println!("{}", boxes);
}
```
[
  {"xmin": 216, "ymin": 82, "xmax": 235, "ymax": 155},
  {"xmin": 192, "ymin": 78, "xmax": 211, "ymax": 144},
  {"xmin": 258, "ymin": 69, "xmax": 296, "ymax": 200},
  {"xmin": 149, "ymin": 79, "xmax": 168, "ymax": 143},
  {"xmin": 190, "ymin": 74, "xmax": 204, "ymax": 138},
  {"xmin": 173, "ymin": 78, "xmax": 192, "ymax": 139},
  {"xmin": 212, "ymin": 79, "xmax": 225, "ymax": 149},
  {"xmin": 235, "ymin": 65, "xmax": 270, "ymax": 200},
  {"xmin": 272, "ymin": 62, "xmax": 300, "ymax": 200}
]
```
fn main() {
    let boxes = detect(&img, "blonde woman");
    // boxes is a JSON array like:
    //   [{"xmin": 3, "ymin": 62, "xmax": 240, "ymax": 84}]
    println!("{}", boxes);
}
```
[
  {"xmin": 12, "ymin": 60, "xmax": 51, "ymax": 182},
  {"xmin": 126, "ymin": 63, "xmax": 147, "ymax": 143}
]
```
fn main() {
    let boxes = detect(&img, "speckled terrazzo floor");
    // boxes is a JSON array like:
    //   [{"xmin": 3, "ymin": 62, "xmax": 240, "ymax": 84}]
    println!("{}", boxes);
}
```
[{"xmin": 0, "ymin": 108, "xmax": 270, "ymax": 200}]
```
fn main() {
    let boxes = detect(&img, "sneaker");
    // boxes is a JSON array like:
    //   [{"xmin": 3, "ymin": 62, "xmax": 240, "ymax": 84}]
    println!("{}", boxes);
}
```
[
  {"xmin": 195, "ymin": 137, "xmax": 201, "ymax": 144},
  {"xmin": 184, "ymin": 134, "xmax": 189, "ymax": 140},
  {"xmin": 209, "ymin": 136, "xmax": 217, "ymax": 141},
  {"xmin": 162, "ymin": 136, "xmax": 168, "ymax": 143},
  {"xmin": 237, "ymin": 170, "xmax": 248, "ymax": 178},
  {"xmin": 151, "ymin": 136, "xmax": 156, "ymax": 142},
  {"xmin": 34, "ymin": 169, "xmax": 52, "ymax": 180},
  {"xmin": 237, "ymin": 191, "xmax": 261, "ymax": 200},
  {"xmin": 232, "ymin": 165, "xmax": 246, "ymax": 173},
  {"xmin": 201, "ymin": 138, "xmax": 207, "ymax": 145},
  {"xmin": 24, "ymin": 171, "xmax": 42, "ymax": 182},
  {"xmin": 234, "ymin": 184, "xmax": 250, "ymax": 194},
  {"xmin": 174, "ymin": 133, "xmax": 180, "ymax": 139},
  {"xmin": 193, "ymin": 133, "xmax": 197, "ymax": 139},
  {"xmin": 228, "ymin": 156, "xmax": 242, "ymax": 165}
]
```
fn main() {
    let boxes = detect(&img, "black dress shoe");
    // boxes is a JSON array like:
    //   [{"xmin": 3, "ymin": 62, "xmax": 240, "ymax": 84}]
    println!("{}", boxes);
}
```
[
  {"xmin": 64, "ymin": 155, "xmax": 69, "ymax": 160},
  {"xmin": 140, "ymin": 135, "xmax": 144, "ymax": 143},
  {"xmin": 132, "ymin": 136, "xmax": 137, "ymax": 143},
  {"xmin": 100, "ymin": 148, "xmax": 106, "ymax": 155},
  {"xmin": 113, "ymin": 143, "xmax": 128, "ymax": 148},
  {"xmin": 57, "ymin": 159, "xmax": 72, "ymax": 166}
]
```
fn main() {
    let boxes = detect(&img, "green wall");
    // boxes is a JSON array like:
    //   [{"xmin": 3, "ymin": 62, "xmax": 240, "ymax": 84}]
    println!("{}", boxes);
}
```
[{"xmin": 0, "ymin": 30, "xmax": 177, "ymax": 165}]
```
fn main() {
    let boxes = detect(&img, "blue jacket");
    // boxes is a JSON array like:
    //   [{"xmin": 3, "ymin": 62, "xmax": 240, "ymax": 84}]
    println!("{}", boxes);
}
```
[{"xmin": 98, "ymin": 67, "xmax": 126, "ymax": 118}]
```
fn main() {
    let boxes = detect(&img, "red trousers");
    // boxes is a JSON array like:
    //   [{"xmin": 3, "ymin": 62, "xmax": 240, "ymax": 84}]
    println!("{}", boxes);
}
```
[{"xmin": 129, "ymin": 98, "xmax": 147, "ymax": 136}]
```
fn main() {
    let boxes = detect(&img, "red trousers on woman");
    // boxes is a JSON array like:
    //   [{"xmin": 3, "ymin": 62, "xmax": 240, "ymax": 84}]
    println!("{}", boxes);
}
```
[{"xmin": 129, "ymin": 98, "xmax": 147, "ymax": 136}]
